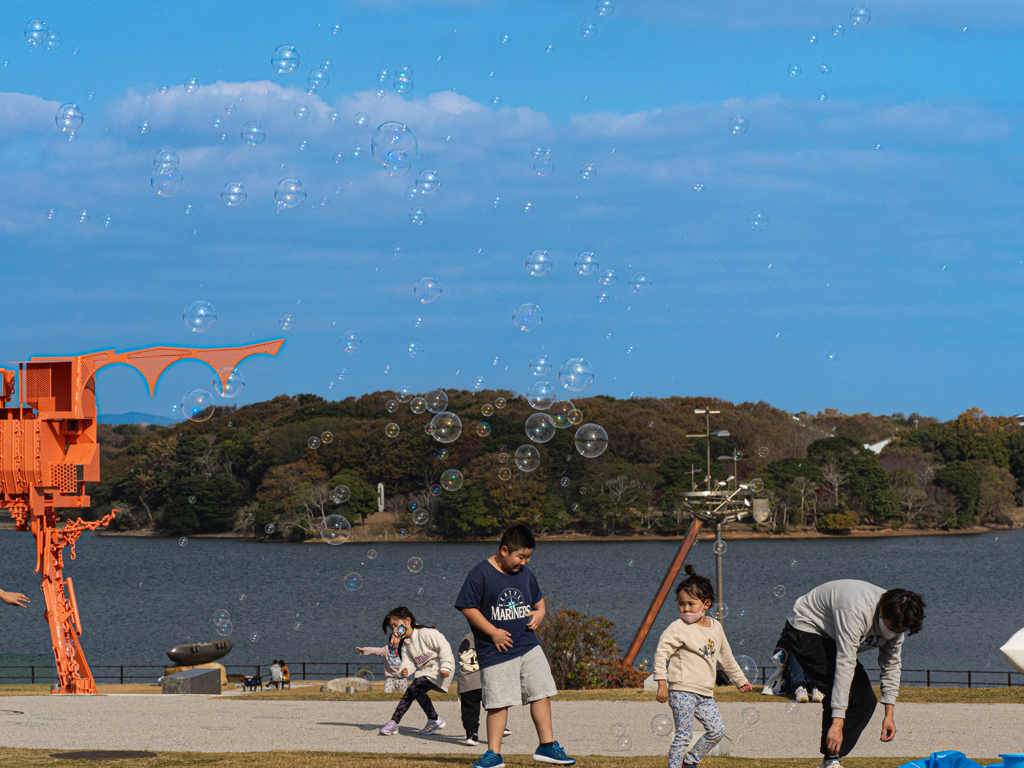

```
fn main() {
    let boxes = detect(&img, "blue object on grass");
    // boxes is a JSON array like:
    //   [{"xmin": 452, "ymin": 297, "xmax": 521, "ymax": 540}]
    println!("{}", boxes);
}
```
[{"xmin": 897, "ymin": 752, "xmax": 987, "ymax": 768}]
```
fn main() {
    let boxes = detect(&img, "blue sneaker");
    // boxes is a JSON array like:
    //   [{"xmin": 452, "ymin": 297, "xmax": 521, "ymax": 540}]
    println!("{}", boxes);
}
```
[
  {"xmin": 534, "ymin": 742, "xmax": 576, "ymax": 765},
  {"xmin": 473, "ymin": 750, "xmax": 505, "ymax": 768}
]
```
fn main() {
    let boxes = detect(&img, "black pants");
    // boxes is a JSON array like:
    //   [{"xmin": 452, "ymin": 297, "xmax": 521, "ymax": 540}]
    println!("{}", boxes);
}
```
[
  {"xmin": 459, "ymin": 688, "xmax": 482, "ymax": 735},
  {"xmin": 775, "ymin": 622, "xmax": 877, "ymax": 758}
]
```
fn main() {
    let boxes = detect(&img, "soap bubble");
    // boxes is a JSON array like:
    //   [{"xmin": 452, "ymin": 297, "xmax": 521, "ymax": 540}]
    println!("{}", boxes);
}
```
[
  {"xmin": 430, "ymin": 412, "xmax": 463, "ymax": 443},
  {"xmin": 308, "ymin": 436, "xmax": 321, "ymax": 450},
  {"xmin": 597, "ymin": 270, "xmax": 616, "ymax": 286},
  {"xmin": 209, "ymin": 116, "xmax": 224, "ymax": 132},
  {"xmin": 850, "ymin": 5, "xmax": 870, "ymax": 25},
  {"xmin": 25, "ymin": 19, "xmax": 49, "ymax": 46},
  {"xmin": 319, "ymin": 514, "xmax": 351, "ymax": 545},
  {"xmin": 225, "ymin": 103, "xmax": 236, "ymax": 115},
  {"xmin": 372, "ymin": 122, "xmax": 419, "ymax": 170},
  {"xmin": 790, "ymin": 559, "xmax": 798, "ymax": 567},
  {"xmin": 138, "ymin": 120, "xmax": 151, "ymax": 134},
  {"xmin": 617, "ymin": 737, "xmax": 632, "ymax": 751},
  {"xmin": 344, "ymin": 572, "xmax": 363, "ymax": 591},
  {"xmin": 377, "ymin": 68, "xmax": 390, "ymax": 82},
  {"xmin": 265, "ymin": 524, "xmax": 275, "ymax": 534},
  {"xmin": 559, "ymin": 358, "xmax": 595, "ymax": 392},
  {"xmin": 308, "ymin": 68, "xmax": 328, "ymax": 91},
  {"xmin": 512, "ymin": 303, "xmax": 543, "ymax": 331},
  {"xmin": 216, "ymin": 622, "xmax": 233, "ymax": 637},
  {"xmin": 807, "ymin": 35, "xmax": 817, "ymax": 44},
  {"xmin": 526, "ymin": 250, "xmax": 553, "ymax": 277},
  {"xmin": 474, "ymin": 422, "xmax": 490, "ymax": 437},
  {"xmin": 788, "ymin": 64, "xmax": 802, "ymax": 77},
  {"xmin": 275, "ymin": 179, "xmax": 306, "ymax": 209},
  {"xmin": 322, "ymin": 432, "xmax": 334, "ymax": 444},
  {"xmin": 832, "ymin": 23, "xmax": 844, "ymax": 35},
  {"xmin": 580, "ymin": 163, "xmax": 596, "ymax": 179},
  {"xmin": 320, "ymin": 58, "xmax": 334, "ymax": 72},
  {"xmin": 185, "ymin": 77, "xmax": 200, "ymax": 93},
  {"xmin": 786, "ymin": 700, "xmax": 800, "ymax": 714},
  {"xmin": 635, "ymin": 656, "xmax": 652, "ymax": 673},
  {"xmin": 529, "ymin": 355, "xmax": 552, "ymax": 376},
  {"xmin": 271, "ymin": 45, "xmax": 300, "ymax": 74},
  {"xmin": 354, "ymin": 112, "xmax": 369, "ymax": 128},
  {"xmin": 472, "ymin": 376, "xmax": 485, "ymax": 390},
  {"xmin": 736, "ymin": 655, "xmax": 757, "ymax": 681},
  {"xmin": 332, "ymin": 23, "xmax": 342, "ymax": 34},
  {"xmin": 549, "ymin": 401, "xmax": 576, "ymax": 429},
  {"xmin": 279, "ymin": 314, "xmax": 295, "ymax": 330},
  {"xmin": 526, "ymin": 413, "xmax": 557, "ymax": 443},
  {"xmin": 491, "ymin": 96, "xmax": 502, "ymax": 107},
  {"xmin": 819, "ymin": 63, "xmax": 832, "ymax": 74},
  {"xmin": 414, "ymin": 277, "xmax": 442, "ymax": 303},
  {"xmin": 713, "ymin": 540, "xmax": 727, "ymax": 555},
  {"xmin": 375, "ymin": 89, "xmax": 386, "ymax": 98},
  {"xmin": 152, "ymin": 164, "xmax": 184, "ymax": 197},
  {"xmin": 611, "ymin": 723, "xmax": 625, "ymax": 738},
  {"xmin": 410, "ymin": 397, "xmax": 427, "ymax": 414},
  {"xmin": 385, "ymin": 400, "xmax": 399, "ymax": 413},
  {"xmin": 409, "ymin": 208, "xmax": 426, "ymax": 225},
  {"xmin": 179, "ymin": 537, "xmax": 188, "ymax": 546},
  {"xmin": 368, "ymin": 549, "xmax": 377, "ymax": 559},
  {"xmin": 712, "ymin": 603, "xmax": 729, "ymax": 619},
  {"xmin": 406, "ymin": 342, "xmax": 421, "ymax": 358},
  {"xmin": 181, "ymin": 390, "xmax": 215, "ymax": 422},
  {"xmin": 388, "ymin": 245, "xmax": 407, "ymax": 262},
  {"xmin": 575, "ymin": 424, "xmax": 608, "ymax": 458},
  {"xmin": 498, "ymin": 453, "xmax": 509, "ymax": 464},
  {"xmin": 425, "ymin": 391, "xmax": 452, "ymax": 414},
  {"xmin": 441, "ymin": 469, "xmax": 464, "ymax": 491},
  {"xmin": 498, "ymin": 468, "xmax": 512, "ymax": 480},
  {"xmin": 581, "ymin": 22, "xmax": 597, "ymax": 37},
  {"xmin": 415, "ymin": 169, "xmax": 441, "ymax": 195},
  {"xmin": 341, "ymin": 330, "xmax": 362, "ymax": 354},
  {"xmin": 214, "ymin": 367, "xmax": 244, "ymax": 398},
  {"xmin": 729, "ymin": 115, "xmax": 749, "ymax": 135},
  {"xmin": 183, "ymin": 301, "xmax": 217, "ymax": 332},
  {"xmin": 742, "ymin": 707, "xmax": 759, "ymax": 725},
  {"xmin": 331, "ymin": 486, "xmax": 351, "ymax": 504},
  {"xmin": 241, "ymin": 121, "xmax": 266, "ymax": 145},
  {"xmin": 534, "ymin": 156, "xmax": 555, "ymax": 177},
  {"xmin": 327, "ymin": 111, "xmax": 341, "ymax": 124},
  {"xmin": 221, "ymin": 182, "xmax": 246, "ymax": 206},
  {"xmin": 773, "ymin": 585, "xmax": 787, "ymax": 597},
  {"xmin": 393, "ymin": 80, "xmax": 413, "ymax": 94},
  {"xmin": 575, "ymin": 252, "xmax": 599, "ymax": 275},
  {"xmin": 385, "ymin": 423, "xmax": 400, "ymax": 438},
  {"xmin": 495, "ymin": 397, "xmax": 507, "ymax": 409},
  {"xmin": 749, "ymin": 478, "xmax": 764, "ymax": 492},
  {"xmin": 430, "ymin": 484, "xmax": 442, "ymax": 496},
  {"xmin": 294, "ymin": 104, "xmax": 310, "ymax": 120},
  {"xmin": 407, "ymin": 557, "xmax": 424, "ymax": 573},
  {"xmin": 651, "ymin": 714, "xmax": 672, "ymax": 736},
  {"xmin": 527, "ymin": 381, "xmax": 556, "ymax": 410},
  {"xmin": 413, "ymin": 509, "xmax": 429, "ymax": 525},
  {"xmin": 693, "ymin": 183, "xmax": 704, "ymax": 192},
  {"xmin": 523, "ymin": 202, "xmax": 533, "ymax": 212},
  {"xmin": 515, "ymin": 445, "xmax": 541, "ymax": 472},
  {"xmin": 630, "ymin": 272, "xmax": 652, "ymax": 294}
]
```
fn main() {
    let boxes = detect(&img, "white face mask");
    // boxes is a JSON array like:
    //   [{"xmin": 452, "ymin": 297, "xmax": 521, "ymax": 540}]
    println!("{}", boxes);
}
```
[{"xmin": 878, "ymin": 616, "xmax": 901, "ymax": 641}]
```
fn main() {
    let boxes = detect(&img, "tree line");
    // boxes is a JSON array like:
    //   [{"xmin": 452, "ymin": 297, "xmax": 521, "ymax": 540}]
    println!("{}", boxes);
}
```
[{"xmin": 85, "ymin": 392, "xmax": 1022, "ymax": 538}]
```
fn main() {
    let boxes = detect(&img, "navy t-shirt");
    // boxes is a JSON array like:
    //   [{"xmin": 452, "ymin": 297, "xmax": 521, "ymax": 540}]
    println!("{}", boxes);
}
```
[{"xmin": 455, "ymin": 559, "xmax": 544, "ymax": 669}]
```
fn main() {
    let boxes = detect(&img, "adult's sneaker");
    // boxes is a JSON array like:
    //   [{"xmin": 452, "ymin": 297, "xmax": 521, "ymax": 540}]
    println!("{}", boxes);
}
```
[
  {"xmin": 419, "ymin": 717, "xmax": 446, "ymax": 735},
  {"xmin": 465, "ymin": 733, "xmax": 481, "ymax": 746},
  {"xmin": 534, "ymin": 742, "xmax": 577, "ymax": 765},
  {"xmin": 474, "ymin": 749, "xmax": 505, "ymax": 768},
  {"xmin": 794, "ymin": 686, "xmax": 810, "ymax": 704},
  {"xmin": 504, "ymin": 728, "xmax": 512, "ymax": 736},
  {"xmin": 811, "ymin": 688, "xmax": 825, "ymax": 703},
  {"xmin": 820, "ymin": 758, "xmax": 843, "ymax": 768},
  {"xmin": 379, "ymin": 720, "xmax": 399, "ymax": 736}
]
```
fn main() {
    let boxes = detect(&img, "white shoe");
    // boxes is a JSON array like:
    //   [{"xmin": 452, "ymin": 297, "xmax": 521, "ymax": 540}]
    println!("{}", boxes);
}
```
[
  {"xmin": 811, "ymin": 688, "xmax": 825, "ymax": 703},
  {"xmin": 820, "ymin": 758, "xmax": 843, "ymax": 768},
  {"xmin": 794, "ymin": 685, "xmax": 810, "ymax": 703}
]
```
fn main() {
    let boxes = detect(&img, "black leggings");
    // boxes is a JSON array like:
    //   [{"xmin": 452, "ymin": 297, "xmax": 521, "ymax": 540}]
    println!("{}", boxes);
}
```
[
  {"xmin": 775, "ymin": 622, "xmax": 877, "ymax": 758},
  {"xmin": 390, "ymin": 676, "xmax": 440, "ymax": 724}
]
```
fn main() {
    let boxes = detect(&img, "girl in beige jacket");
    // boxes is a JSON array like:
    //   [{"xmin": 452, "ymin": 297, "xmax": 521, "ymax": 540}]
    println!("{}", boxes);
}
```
[{"xmin": 654, "ymin": 565, "xmax": 752, "ymax": 767}]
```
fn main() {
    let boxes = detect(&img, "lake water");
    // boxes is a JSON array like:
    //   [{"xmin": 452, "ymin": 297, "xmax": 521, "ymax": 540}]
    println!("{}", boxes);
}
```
[{"xmin": 0, "ymin": 528, "xmax": 1021, "ymax": 681}]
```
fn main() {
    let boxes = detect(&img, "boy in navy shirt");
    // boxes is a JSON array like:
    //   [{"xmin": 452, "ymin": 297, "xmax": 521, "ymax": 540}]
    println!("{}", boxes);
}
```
[{"xmin": 455, "ymin": 524, "xmax": 575, "ymax": 768}]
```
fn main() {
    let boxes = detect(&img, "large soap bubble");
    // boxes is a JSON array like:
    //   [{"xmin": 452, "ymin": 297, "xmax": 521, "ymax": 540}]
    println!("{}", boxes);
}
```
[
  {"xmin": 575, "ymin": 252, "xmax": 598, "ymax": 275},
  {"xmin": 271, "ymin": 45, "xmax": 300, "ymax": 74},
  {"xmin": 729, "ymin": 115, "xmax": 749, "ymax": 135},
  {"xmin": 548, "ymin": 401, "xmax": 576, "ymax": 429},
  {"xmin": 736, "ymin": 655, "xmax": 758, "ymax": 681},
  {"xmin": 183, "ymin": 301, "xmax": 216, "ymax": 332},
  {"xmin": 525, "ymin": 413, "xmax": 556, "ymax": 443},
  {"xmin": 574, "ymin": 424, "xmax": 608, "ymax": 458},
  {"xmin": 529, "ymin": 354, "xmax": 552, "ymax": 376},
  {"xmin": 850, "ymin": 5, "xmax": 871, "ymax": 25},
  {"xmin": 308, "ymin": 68, "xmax": 329, "ymax": 91},
  {"xmin": 221, "ymin": 182, "xmax": 246, "ymax": 206},
  {"xmin": 294, "ymin": 104, "xmax": 310, "ymax": 120},
  {"xmin": 319, "ymin": 514, "xmax": 351, "ymax": 545},
  {"xmin": 371, "ymin": 122, "xmax": 419, "ymax": 170},
  {"xmin": 25, "ymin": 19, "xmax": 49, "ymax": 46},
  {"xmin": 431, "ymin": 412, "xmax": 463, "ymax": 443},
  {"xmin": 341, "ymin": 330, "xmax": 362, "ymax": 354},
  {"xmin": 651, "ymin": 714, "xmax": 672, "ymax": 736},
  {"xmin": 275, "ymin": 179, "xmax": 306, "ymax": 209},
  {"xmin": 214, "ymin": 367, "xmax": 245, "ymax": 398},
  {"xmin": 152, "ymin": 164, "xmax": 185, "ymax": 197},
  {"xmin": 424, "ymin": 389, "xmax": 448, "ymax": 414},
  {"xmin": 414, "ymin": 277, "xmax": 442, "ymax": 303},
  {"xmin": 241, "ymin": 122, "xmax": 266, "ymax": 145},
  {"xmin": 559, "ymin": 358, "xmax": 595, "ymax": 392},
  {"xmin": 514, "ymin": 445, "xmax": 541, "ymax": 472},
  {"xmin": 512, "ymin": 303, "xmax": 542, "ymax": 331},
  {"xmin": 415, "ymin": 170, "xmax": 442, "ymax": 195},
  {"xmin": 440, "ymin": 468, "xmax": 464, "ymax": 491},
  {"xmin": 630, "ymin": 272, "xmax": 653, "ymax": 294},
  {"xmin": 153, "ymin": 149, "xmax": 179, "ymax": 168},
  {"xmin": 527, "ymin": 381, "xmax": 556, "ymax": 410},
  {"xmin": 526, "ymin": 250, "xmax": 552, "ymax": 277},
  {"xmin": 55, "ymin": 103, "xmax": 83, "ymax": 135},
  {"xmin": 181, "ymin": 390, "xmax": 215, "ymax": 422}
]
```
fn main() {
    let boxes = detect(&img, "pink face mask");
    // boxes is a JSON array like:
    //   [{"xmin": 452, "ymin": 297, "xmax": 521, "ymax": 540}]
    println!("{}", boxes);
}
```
[{"xmin": 679, "ymin": 605, "xmax": 706, "ymax": 624}]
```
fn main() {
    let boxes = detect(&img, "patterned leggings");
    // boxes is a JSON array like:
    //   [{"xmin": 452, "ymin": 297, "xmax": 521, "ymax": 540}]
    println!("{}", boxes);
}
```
[
  {"xmin": 383, "ymin": 677, "xmax": 409, "ymax": 694},
  {"xmin": 390, "ymin": 676, "xmax": 439, "ymax": 724},
  {"xmin": 668, "ymin": 691, "xmax": 726, "ymax": 767}
]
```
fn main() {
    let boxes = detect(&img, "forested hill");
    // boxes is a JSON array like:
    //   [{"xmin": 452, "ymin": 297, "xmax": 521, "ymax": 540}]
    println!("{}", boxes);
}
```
[{"xmin": 86, "ymin": 391, "xmax": 1022, "ymax": 538}]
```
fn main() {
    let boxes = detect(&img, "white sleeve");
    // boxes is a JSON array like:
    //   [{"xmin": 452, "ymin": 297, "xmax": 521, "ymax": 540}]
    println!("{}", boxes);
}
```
[{"xmin": 830, "ymin": 610, "xmax": 869, "ymax": 718}]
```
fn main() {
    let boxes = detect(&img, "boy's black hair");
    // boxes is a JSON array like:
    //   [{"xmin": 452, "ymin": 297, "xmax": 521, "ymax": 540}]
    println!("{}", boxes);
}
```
[
  {"xmin": 675, "ymin": 564, "xmax": 715, "ymax": 606},
  {"xmin": 380, "ymin": 606, "xmax": 435, "ymax": 635},
  {"xmin": 499, "ymin": 523, "xmax": 535, "ymax": 553},
  {"xmin": 878, "ymin": 589, "xmax": 926, "ymax": 635}
]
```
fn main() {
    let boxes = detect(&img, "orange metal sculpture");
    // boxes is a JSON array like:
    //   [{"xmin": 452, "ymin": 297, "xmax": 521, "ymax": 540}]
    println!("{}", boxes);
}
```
[{"xmin": 0, "ymin": 340, "xmax": 284, "ymax": 693}]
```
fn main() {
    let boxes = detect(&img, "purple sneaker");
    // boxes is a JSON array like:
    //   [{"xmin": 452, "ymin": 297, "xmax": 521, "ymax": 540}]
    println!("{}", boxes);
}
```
[
  {"xmin": 379, "ymin": 720, "xmax": 399, "ymax": 735},
  {"xmin": 419, "ymin": 717, "xmax": 446, "ymax": 735}
]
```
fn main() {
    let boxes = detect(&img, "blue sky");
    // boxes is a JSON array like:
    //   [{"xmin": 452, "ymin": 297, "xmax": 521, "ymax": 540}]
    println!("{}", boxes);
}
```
[{"xmin": 2, "ymin": 0, "xmax": 1023, "ymax": 422}]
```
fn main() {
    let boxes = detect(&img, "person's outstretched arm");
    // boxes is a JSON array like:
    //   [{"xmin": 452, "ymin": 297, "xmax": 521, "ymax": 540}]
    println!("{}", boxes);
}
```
[{"xmin": 0, "ymin": 589, "xmax": 29, "ymax": 608}]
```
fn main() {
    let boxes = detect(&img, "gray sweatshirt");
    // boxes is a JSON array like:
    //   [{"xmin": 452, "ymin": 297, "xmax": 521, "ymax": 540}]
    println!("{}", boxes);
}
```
[{"xmin": 787, "ymin": 579, "xmax": 904, "ymax": 719}]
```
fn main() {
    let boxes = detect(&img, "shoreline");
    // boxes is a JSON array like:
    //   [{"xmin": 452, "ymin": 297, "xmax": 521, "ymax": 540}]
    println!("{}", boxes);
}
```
[{"xmin": 13, "ymin": 523, "xmax": 1001, "ymax": 543}]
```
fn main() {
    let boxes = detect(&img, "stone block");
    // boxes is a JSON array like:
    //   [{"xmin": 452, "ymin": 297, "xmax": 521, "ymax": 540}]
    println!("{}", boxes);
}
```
[{"xmin": 162, "ymin": 667, "xmax": 221, "ymax": 695}]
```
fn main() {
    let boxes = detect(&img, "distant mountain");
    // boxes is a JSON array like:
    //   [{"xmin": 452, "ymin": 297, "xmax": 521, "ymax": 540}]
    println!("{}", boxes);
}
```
[{"xmin": 99, "ymin": 411, "xmax": 174, "ymax": 426}]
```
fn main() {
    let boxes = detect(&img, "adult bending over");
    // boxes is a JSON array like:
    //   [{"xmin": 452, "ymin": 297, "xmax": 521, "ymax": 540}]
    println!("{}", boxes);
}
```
[{"xmin": 773, "ymin": 580, "xmax": 925, "ymax": 768}]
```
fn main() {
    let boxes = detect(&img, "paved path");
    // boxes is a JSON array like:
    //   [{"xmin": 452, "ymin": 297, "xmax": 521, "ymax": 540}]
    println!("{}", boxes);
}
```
[{"xmin": 0, "ymin": 695, "xmax": 1017, "ymax": 758}]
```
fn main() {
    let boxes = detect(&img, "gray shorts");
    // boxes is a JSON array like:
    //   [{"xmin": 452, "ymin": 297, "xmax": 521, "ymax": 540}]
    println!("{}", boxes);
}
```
[{"xmin": 480, "ymin": 644, "xmax": 557, "ymax": 710}]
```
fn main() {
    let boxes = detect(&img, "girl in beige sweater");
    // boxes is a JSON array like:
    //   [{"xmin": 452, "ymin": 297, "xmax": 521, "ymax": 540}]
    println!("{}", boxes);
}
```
[{"xmin": 654, "ymin": 565, "xmax": 752, "ymax": 767}]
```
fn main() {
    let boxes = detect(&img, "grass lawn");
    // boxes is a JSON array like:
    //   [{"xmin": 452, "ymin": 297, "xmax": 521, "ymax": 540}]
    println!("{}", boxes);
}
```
[{"xmin": 0, "ymin": 751, "xmax": 1005, "ymax": 768}]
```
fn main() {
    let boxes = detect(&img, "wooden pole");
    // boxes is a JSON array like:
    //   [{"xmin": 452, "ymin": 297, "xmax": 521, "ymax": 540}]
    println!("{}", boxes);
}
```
[{"xmin": 623, "ymin": 516, "xmax": 704, "ymax": 665}]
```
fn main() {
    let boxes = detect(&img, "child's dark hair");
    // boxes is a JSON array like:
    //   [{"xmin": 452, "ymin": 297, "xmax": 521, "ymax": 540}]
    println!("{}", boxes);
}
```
[
  {"xmin": 380, "ymin": 606, "xmax": 435, "ymax": 635},
  {"xmin": 878, "ymin": 589, "xmax": 926, "ymax": 636},
  {"xmin": 500, "ymin": 523, "xmax": 535, "ymax": 552},
  {"xmin": 675, "ymin": 564, "xmax": 715, "ymax": 606}
]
